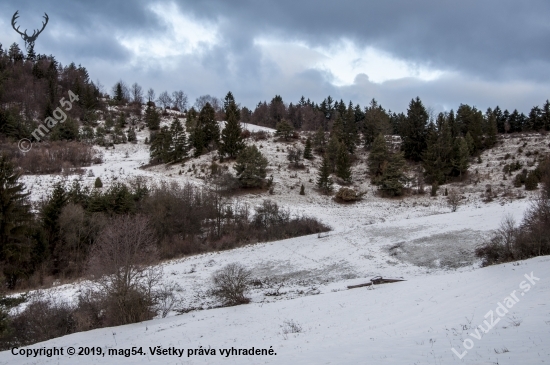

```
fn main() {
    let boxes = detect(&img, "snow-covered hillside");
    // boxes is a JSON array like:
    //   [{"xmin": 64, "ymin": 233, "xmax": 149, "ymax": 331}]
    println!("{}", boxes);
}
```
[
  {"xmin": 7, "ymin": 122, "xmax": 550, "ymax": 364},
  {"xmin": 1, "ymin": 255, "xmax": 547, "ymax": 365}
]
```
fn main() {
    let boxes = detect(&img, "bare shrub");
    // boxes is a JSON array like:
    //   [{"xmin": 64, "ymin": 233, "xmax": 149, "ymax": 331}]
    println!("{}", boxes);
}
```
[
  {"xmin": 475, "ymin": 214, "xmax": 518, "ymax": 266},
  {"xmin": 87, "ymin": 215, "xmax": 160, "ymax": 326},
  {"xmin": 287, "ymin": 147, "xmax": 304, "ymax": 168},
  {"xmin": 447, "ymin": 189, "xmax": 461, "ymax": 212},
  {"xmin": 210, "ymin": 263, "xmax": 251, "ymax": 306},
  {"xmin": 210, "ymin": 172, "xmax": 240, "ymax": 195},
  {"xmin": 335, "ymin": 187, "xmax": 364, "ymax": 202},
  {"xmin": 1, "ymin": 141, "xmax": 98, "ymax": 174},
  {"xmin": 250, "ymin": 130, "xmax": 269, "ymax": 141},
  {"xmin": 154, "ymin": 282, "xmax": 184, "ymax": 318},
  {"xmin": 0, "ymin": 292, "xmax": 75, "ymax": 350},
  {"xmin": 71, "ymin": 288, "xmax": 105, "ymax": 332},
  {"xmin": 281, "ymin": 319, "xmax": 302, "ymax": 339}
]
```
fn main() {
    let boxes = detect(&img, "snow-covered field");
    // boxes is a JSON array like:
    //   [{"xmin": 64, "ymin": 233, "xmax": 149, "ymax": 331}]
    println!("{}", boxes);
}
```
[
  {"xmin": 1, "ymin": 255, "xmax": 548, "ymax": 364},
  {"xmin": 6, "ymin": 122, "xmax": 550, "ymax": 364}
]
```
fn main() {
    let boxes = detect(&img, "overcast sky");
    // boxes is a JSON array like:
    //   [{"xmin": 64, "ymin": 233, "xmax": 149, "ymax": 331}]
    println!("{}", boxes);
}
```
[{"xmin": 1, "ymin": 0, "xmax": 549, "ymax": 113}]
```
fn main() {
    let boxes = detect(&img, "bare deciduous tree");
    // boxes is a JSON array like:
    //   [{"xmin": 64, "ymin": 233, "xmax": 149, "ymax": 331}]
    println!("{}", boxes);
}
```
[
  {"xmin": 131, "ymin": 82, "xmax": 143, "ymax": 104},
  {"xmin": 171, "ymin": 90, "xmax": 188, "ymax": 111},
  {"xmin": 146, "ymin": 88, "xmax": 156, "ymax": 103},
  {"xmin": 157, "ymin": 91, "xmax": 173, "ymax": 109},
  {"xmin": 195, "ymin": 94, "xmax": 222, "ymax": 112},
  {"xmin": 87, "ymin": 215, "xmax": 161, "ymax": 325}
]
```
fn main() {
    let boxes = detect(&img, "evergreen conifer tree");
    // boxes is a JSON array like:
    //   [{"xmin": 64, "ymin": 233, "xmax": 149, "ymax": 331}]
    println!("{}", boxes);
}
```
[
  {"xmin": 401, "ymin": 97, "xmax": 428, "ymax": 161},
  {"xmin": 363, "ymin": 98, "xmax": 391, "ymax": 149},
  {"xmin": 326, "ymin": 134, "xmax": 340, "ymax": 172},
  {"xmin": 275, "ymin": 120, "xmax": 294, "ymax": 141},
  {"xmin": 422, "ymin": 116, "xmax": 453, "ymax": 184},
  {"xmin": 145, "ymin": 104, "xmax": 160, "ymax": 130},
  {"xmin": 150, "ymin": 127, "xmax": 172, "ymax": 163},
  {"xmin": 186, "ymin": 107, "xmax": 198, "ymax": 131},
  {"xmin": 303, "ymin": 137, "xmax": 313, "ymax": 159},
  {"xmin": 451, "ymin": 137, "xmax": 470, "ymax": 177},
  {"xmin": 368, "ymin": 133, "xmax": 388, "ymax": 183},
  {"xmin": 313, "ymin": 127, "xmax": 327, "ymax": 154},
  {"xmin": 234, "ymin": 145, "xmax": 268, "ymax": 188},
  {"xmin": 335, "ymin": 142, "xmax": 352, "ymax": 183},
  {"xmin": 542, "ymin": 100, "xmax": 550, "ymax": 131},
  {"xmin": 170, "ymin": 117, "xmax": 188, "ymax": 161},
  {"xmin": 197, "ymin": 103, "xmax": 220, "ymax": 153},
  {"xmin": 316, "ymin": 154, "xmax": 333, "ymax": 194},
  {"xmin": 40, "ymin": 183, "xmax": 68, "ymax": 274},
  {"xmin": 127, "ymin": 127, "xmax": 137, "ymax": 143},
  {"xmin": 0, "ymin": 155, "xmax": 32, "ymax": 288},
  {"xmin": 485, "ymin": 109, "xmax": 498, "ymax": 148},
  {"xmin": 94, "ymin": 177, "xmax": 103, "ymax": 188},
  {"xmin": 465, "ymin": 132, "xmax": 475, "ymax": 156},
  {"xmin": 219, "ymin": 93, "xmax": 244, "ymax": 158},
  {"xmin": 379, "ymin": 152, "xmax": 407, "ymax": 197}
]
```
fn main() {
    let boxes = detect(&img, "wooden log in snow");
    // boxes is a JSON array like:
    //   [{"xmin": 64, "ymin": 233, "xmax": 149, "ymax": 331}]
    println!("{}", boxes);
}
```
[{"xmin": 347, "ymin": 277, "xmax": 406, "ymax": 289}]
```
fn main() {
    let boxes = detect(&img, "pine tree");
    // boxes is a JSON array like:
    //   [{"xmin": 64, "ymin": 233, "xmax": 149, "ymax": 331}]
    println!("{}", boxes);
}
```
[
  {"xmin": 94, "ymin": 177, "xmax": 103, "ymax": 188},
  {"xmin": 313, "ymin": 127, "xmax": 327, "ymax": 154},
  {"xmin": 0, "ymin": 155, "xmax": 32, "ymax": 288},
  {"xmin": 342, "ymin": 101, "xmax": 358, "ymax": 153},
  {"xmin": 275, "ymin": 120, "xmax": 294, "ymax": 141},
  {"xmin": 40, "ymin": 183, "xmax": 68, "ymax": 274},
  {"xmin": 485, "ymin": 109, "xmax": 498, "ymax": 148},
  {"xmin": 465, "ymin": 132, "xmax": 475, "ymax": 156},
  {"xmin": 331, "ymin": 115, "xmax": 344, "ymax": 142},
  {"xmin": 542, "ymin": 100, "xmax": 550, "ymax": 131},
  {"xmin": 234, "ymin": 145, "xmax": 268, "ymax": 188},
  {"xmin": 127, "ymin": 127, "xmax": 137, "ymax": 143},
  {"xmin": 299, "ymin": 184, "xmax": 305, "ymax": 195},
  {"xmin": 145, "ymin": 104, "xmax": 160, "ymax": 130},
  {"xmin": 422, "ymin": 116, "xmax": 453, "ymax": 184},
  {"xmin": 401, "ymin": 97, "xmax": 428, "ymax": 161},
  {"xmin": 336, "ymin": 142, "xmax": 352, "ymax": 183},
  {"xmin": 113, "ymin": 125, "xmax": 127, "ymax": 144},
  {"xmin": 219, "ymin": 93, "xmax": 244, "ymax": 158},
  {"xmin": 113, "ymin": 81, "xmax": 126, "ymax": 104},
  {"xmin": 363, "ymin": 98, "xmax": 391, "ymax": 149},
  {"xmin": 150, "ymin": 127, "xmax": 172, "ymax": 163},
  {"xmin": 525, "ymin": 171, "xmax": 538, "ymax": 191},
  {"xmin": 170, "ymin": 117, "xmax": 188, "ymax": 161},
  {"xmin": 451, "ymin": 137, "xmax": 470, "ymax": 177},
  {"xmin": 368, "ymin": 133, "xmax": 388, "ymax": 183},
  {"xmin": 326, "ymin": 134, "xmax": 340, "ymax": 172},
  {"xmin": 303, "ymin": 137, "xmax": 313, "ymax": 159},
  {"xmin": 8, "ymin": 43, "xmax": 23, "ymax": 62},
  {"xmin": 469, "ymin": 108, "xmax": 484, "ymax": 151},
  {"xmin": 195, "ymin": 102, "xmax": 219, "ymax": 154},
  {"xmin": 447, "ymin": 109, "xmax": 458, "ymax": 138},
  {"xmin": 379, "ymin": 152, "xmax": 407, "ymax": 197},
  {"xmin": 316, "ymin": 154, "xmax": 333, "ymax": 194},
  {"xmin": 185, "ymin": 107, "xmax": 198, "ymax": 131}
]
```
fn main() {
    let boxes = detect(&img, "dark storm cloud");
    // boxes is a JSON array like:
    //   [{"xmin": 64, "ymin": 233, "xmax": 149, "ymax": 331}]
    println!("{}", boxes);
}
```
[
  {"xmin": 173, "ymin": 0, "xmax": 550, "ymax": 81},
  {"xmin": 1, "ymin": 0, "xmax": 548, "ymax": 113}
]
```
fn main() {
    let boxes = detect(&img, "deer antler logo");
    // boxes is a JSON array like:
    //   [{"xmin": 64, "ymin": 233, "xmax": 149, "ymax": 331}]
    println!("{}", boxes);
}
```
[{"xmin": 11, "ymin": 10, "xmax": 49, "ymax": 58}]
